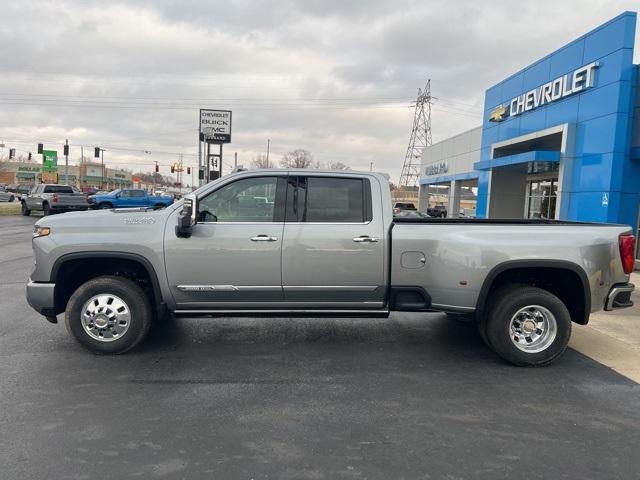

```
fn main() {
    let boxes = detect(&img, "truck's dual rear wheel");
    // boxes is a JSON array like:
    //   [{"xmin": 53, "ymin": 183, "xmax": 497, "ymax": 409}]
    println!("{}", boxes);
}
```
[
  {"xmin": 65, "ymin": 276, "xmax": 151, "ymax": 354},
  {"xmin": 480, "ymin": 286, "xmax": 571, "ymax": 367}
]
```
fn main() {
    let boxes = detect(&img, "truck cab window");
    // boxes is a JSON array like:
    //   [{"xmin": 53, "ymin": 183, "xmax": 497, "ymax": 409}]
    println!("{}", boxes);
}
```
[
  {"xmin": 303, "ymin": 177, "xmax": 367, "ymax": 223},
  {"xmin": 43, "ymin": 186, "xmax": 74, "ymax": 194},
  {"xmin": 198, "ymin": 176, "xmax": 278, "ymax": 222}
]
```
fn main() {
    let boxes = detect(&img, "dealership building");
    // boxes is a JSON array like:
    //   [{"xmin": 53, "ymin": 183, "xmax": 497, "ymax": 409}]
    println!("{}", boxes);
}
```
[{"xmin": 419, "ymin": 12, "xmax": 640, "ymax": 255}]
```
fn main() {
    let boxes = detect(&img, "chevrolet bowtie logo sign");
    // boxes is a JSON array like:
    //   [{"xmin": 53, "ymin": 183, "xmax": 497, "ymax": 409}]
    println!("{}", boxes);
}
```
[{"xmin": 489, "ymin": 104, "xmax": 508, "ymax": 122}]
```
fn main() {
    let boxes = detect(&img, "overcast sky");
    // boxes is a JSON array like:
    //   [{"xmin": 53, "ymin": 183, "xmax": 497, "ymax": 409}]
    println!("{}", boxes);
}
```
[{"xmin": 0, "ymin": 0, "xmax": 638, "ymax": 183}]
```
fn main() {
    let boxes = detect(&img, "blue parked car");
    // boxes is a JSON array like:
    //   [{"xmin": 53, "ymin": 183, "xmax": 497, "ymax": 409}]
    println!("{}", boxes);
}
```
[{"xmin": 88, "ymin": 189, "xmax": 174, "ymax": 210}]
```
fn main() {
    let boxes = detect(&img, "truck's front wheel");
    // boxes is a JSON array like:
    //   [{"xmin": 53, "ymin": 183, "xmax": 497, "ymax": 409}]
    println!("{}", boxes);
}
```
[
  {"xmin": 65, "ymin": 276, "xmax": 152, "ymax": 354},
  {"xmin": 21, "ymin": 202, "xmax": 30, "ymax": 216},
  {"xmin": 483, "ymin": 286, "xmax": 571, "ymax": 367}
]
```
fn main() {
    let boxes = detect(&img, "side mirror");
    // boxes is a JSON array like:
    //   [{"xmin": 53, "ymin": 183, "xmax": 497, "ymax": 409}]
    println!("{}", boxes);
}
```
[{"xmin": 176, "ymin": 194, "xmax": 196, "ymax": 238}]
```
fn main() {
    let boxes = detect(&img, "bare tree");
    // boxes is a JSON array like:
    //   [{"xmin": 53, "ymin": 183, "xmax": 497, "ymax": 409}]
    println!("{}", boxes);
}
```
[
  {"xmin": 327, "ymin": 161, "xmax": 350, "ymax": 170},
  {"xmin": 251, "ymin": 153, "xmax": 275, "ymax": 169},
  {"xmin": 133, "ymin": 171, "xmax": 169, "ymax": 187},
  {"xmin": 280, "ymin": 149, "xmax": 317, "ymax": 169}
]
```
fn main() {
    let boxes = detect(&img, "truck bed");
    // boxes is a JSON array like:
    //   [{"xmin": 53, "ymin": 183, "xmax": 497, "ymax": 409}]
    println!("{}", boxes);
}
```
[{"xmin": 390, "ymin": 219, "xmax": 632, "ymax": 316}]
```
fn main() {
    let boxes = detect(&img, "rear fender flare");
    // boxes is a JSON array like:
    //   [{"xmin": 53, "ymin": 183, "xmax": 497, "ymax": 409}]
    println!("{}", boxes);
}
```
[{"xmin": 475, "ymin": 259, "xmax": 591, "ymax": 324}]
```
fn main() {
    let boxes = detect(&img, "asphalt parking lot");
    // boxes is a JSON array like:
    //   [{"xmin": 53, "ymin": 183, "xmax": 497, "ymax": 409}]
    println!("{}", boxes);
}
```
[{"xmin": 1, "ymin": 215, "xmax": 639, "ymax": 479}]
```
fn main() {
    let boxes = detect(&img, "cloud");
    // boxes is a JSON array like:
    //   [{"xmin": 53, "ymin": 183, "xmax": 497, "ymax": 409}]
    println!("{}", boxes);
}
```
[{"xmin": 0, "ymin": 0, "xmax": 638, "ymax": 180}]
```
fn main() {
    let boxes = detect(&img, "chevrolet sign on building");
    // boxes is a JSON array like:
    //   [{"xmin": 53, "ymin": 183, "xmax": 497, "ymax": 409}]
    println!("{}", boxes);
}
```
[{"xmin": 489, "ymin": 62, "xmax": 598, "ymax": 122}]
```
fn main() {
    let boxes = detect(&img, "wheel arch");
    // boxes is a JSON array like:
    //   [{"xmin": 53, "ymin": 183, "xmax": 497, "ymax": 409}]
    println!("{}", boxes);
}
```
[
  {"xmin": 51, "ymin": 252, "xmax": 163, "ymax": 315},
  {"xmin": 476, "ymin": 260, "xmax": 591, "ymax": 325}
]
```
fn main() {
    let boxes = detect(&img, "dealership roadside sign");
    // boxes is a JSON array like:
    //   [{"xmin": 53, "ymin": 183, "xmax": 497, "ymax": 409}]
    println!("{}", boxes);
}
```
[
  {"xmin": 42, "ymin": 150, "xmax": 58, "ymax": 172},
  {"xmin": 200, "ymin": 109, "xmax": 232, "ymax": 143}
]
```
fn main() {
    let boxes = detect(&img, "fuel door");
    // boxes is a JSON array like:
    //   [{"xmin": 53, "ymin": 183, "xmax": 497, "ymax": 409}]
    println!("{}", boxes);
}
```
[{"xmin": 401, "ymin": 251, "xmax": 427, "ymax": 269}]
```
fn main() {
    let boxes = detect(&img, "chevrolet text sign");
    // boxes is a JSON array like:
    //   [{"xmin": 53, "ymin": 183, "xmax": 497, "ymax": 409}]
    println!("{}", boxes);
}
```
[
  {"xmin": 200, "ymin": 109, "xmax": 232, "ymax": 143},
  {"xmin": 489, "ymin": 62, "xmax": 598, "ymax": 122}
]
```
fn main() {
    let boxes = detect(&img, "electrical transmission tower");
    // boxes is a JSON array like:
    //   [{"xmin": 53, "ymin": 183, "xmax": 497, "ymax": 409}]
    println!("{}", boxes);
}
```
[{"xmin": 398, "ymin": 79, "xmax": 432, "ymax": 199}]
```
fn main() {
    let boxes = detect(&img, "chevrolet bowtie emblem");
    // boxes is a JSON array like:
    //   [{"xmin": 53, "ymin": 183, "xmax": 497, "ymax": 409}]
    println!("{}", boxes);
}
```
[{"xmin": 489, "ymin": 104, "xmax": 507, "ymax": 122}]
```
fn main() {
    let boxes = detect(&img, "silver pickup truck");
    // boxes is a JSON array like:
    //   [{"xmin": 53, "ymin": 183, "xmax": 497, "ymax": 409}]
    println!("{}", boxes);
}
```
[
  {"xmin": 22, "ymin": 184, "xmax": 89, "ymax": 216},
  {"xmin": 26, "ymin": 169, "xmax": 636, "ymax": 366}
]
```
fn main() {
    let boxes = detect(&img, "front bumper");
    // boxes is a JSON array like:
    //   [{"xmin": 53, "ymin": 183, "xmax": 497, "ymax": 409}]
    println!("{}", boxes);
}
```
[
  {"xmin": 26, "ymin": 280, "xmax": 56, "ymax": 318},
  {"xmin": 604, "ymin": 283, "xmax": 635, "ymax": 311}
]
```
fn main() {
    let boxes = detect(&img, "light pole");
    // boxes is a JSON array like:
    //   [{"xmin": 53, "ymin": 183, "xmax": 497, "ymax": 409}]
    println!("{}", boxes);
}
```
[
  {"xmin": 266, "ymin": 139, "xmax": 270, "ymax": 164},
  {"xmin": 100, "ymin": 149, "xmax": 105, "ymax": 190},
  {"xmin": 143, "ymin": 151, "xmax": 153, "ymax": 192},
  {"xmin": 153, "ymin": 161, "xmax": 158, "ymax": 193},
  {"xmin": 64, "ymin": 139, "xmax": 69, "ymax": 185}
]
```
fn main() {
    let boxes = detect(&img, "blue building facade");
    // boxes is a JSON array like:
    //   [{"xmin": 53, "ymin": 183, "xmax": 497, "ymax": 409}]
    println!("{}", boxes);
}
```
[{"xmin": 420, "ymin": 12, "xmax": 640, "ymax": 242}]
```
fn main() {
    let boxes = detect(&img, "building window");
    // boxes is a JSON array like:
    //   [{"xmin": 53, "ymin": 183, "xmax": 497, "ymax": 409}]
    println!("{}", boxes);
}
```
[{"xmin": 526, "ymin": 179, "xmax": 557, "ymax": 219}]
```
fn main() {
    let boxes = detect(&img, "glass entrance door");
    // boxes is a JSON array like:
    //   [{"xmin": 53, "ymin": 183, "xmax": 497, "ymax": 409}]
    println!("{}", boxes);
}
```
[{"xmin": 525, "ymin": 179, "xmax": 558, "ymax": 219}]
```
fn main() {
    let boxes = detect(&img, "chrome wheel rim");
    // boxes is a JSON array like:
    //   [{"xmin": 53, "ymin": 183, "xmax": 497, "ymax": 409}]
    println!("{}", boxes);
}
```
[
  {"xmin": 509, "ymin": 305, "xmax": 557, "ymax": 353},
  {"xmin": 81, "ymin": 294, "xmax": 131, "ymax": 342}
]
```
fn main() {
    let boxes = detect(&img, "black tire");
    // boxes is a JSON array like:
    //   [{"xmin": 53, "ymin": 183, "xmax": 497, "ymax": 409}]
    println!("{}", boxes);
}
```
[
  {"xmin": 42, "ymin": 202, "xmax": 50, "ymax": 216},
  {"xmin": 98, "ymin": 202, "xmax": 112, "ymax": 209},
  {"xmin": 65, "ymin": 276, "xmax": 152, "ymax": 354},
  {"xmin": 440, "ymin": 212, "xmax": 446, "ymax": 218},
  {"xmin": 477, "ymin": 320, "xmax": 491, "ymax": 348},
  {"xmin": 21, "ymin": 202, "xmax": 30, "ymax": 216},
  {"xmin": 9, "ymin": 195, "xmax": 14, "ymax": 202},
  {"xmin": 484, "ymin": 286, "xmax": 572, "ymax": 367}
]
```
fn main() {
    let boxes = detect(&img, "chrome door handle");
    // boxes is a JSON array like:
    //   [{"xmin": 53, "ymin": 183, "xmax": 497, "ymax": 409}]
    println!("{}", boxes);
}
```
[
  {"xmin": 353, "ymin": 236, "xmax": 378, "ymax": 243},
  {"xmin": 250, "ymin": 235, "xmax": 278, "ymax": 242}
]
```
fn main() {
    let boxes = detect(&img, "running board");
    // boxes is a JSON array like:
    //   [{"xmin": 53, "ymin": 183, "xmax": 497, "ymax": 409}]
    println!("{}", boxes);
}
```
[{"xmin": 173, "ymin": 309, "xmax": 390, "ymax": 318}]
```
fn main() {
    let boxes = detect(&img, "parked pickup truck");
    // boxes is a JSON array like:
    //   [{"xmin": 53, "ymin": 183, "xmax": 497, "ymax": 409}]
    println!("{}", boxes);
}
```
[
  {"xmin": 88, "ymin": 188, "xmax": 173, "ymax": 210},
  {"xmin": 21, "ymin": 184, "xmax": 89, "ymax": 216},
  {"xmin": 26, "ymin": 170, "xmax": 636, "ymax": 366},
  {"xmin": 427, "ymin": 205, "xmax": 447, "ymax": 218}
]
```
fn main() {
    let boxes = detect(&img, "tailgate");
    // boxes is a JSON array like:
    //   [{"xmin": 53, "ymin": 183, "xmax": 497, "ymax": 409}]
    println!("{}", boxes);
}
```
[{"xmin": 54, "ymin": 194, "xmax": 88, "ymax": 207}]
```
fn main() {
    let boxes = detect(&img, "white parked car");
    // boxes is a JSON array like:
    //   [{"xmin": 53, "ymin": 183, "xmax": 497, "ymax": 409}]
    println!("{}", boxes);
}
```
[{"xmin": 0, "ymin": 186, "xmax": 16, "ymax": 202}]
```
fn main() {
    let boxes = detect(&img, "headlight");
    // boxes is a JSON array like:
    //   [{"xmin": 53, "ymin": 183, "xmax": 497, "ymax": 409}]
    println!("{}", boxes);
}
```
[{"xmin": 33, "ymin": 226, "xmax": 51, "ymax": 238}]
